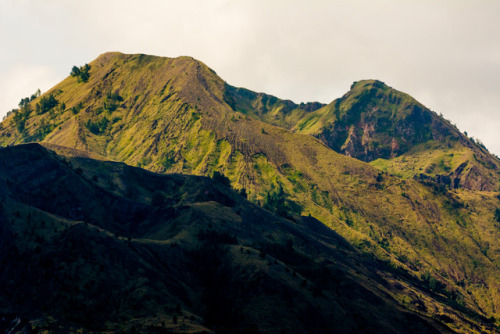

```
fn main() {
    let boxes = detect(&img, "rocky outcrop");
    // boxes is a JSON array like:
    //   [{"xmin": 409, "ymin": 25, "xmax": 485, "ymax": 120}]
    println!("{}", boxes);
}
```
[
  {"xmin": 306, "ymin": 80, "xmax": 499, "ymax": 191},
  {"xmin": 316, "ymin": 82, "xmax": 440, "ymax": 162}
]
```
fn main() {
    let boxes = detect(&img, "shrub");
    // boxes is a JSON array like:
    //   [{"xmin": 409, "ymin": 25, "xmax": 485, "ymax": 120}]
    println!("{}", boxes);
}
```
[
  {"xmin": 160, "ymin": 152, "xmax": 176, "ymax": 169},
  {"xmin": 30, "ymin": 89, "xmax": 41, "ymax": 101},
  {"xmin": 36, "ymin": 94, "xmax": 58, "ymax": 115},
  {"xmin": 12, "ymin": 103, "xmax": 33, "ymax": 134},
  {"xmin": 263, "ymin": 183, "xmax": 302, "ymax": 218},
  {"xmin": 31, "ymin": 117, "xmax": 55, "ymax": 141},
  {"xmin": 85, "ymin": 117, "xmax": 109, "ymax": 135},
  {"xmin": 18, "ymin": 97, "xmax": 30, "ymax": 108},
  {"xmin": 70, "ymin": 66, "xmax": 80, "ymax": 77},
  {"xmin": 71, "ymin": 102, "xmax": 84, "ymax": 114},
  {"xmin": 103, "ymin": 90, "xmax": 123, "ymax": 112},
  {"xmin": 239, "ymin": 188, "xmax": 247, "ymax": 199},
  {"xmin": 212, "ymin": 171, "xmax": 231, "ymax": 187},
  {"xmin": 71, "ymin": 63, "xmax": 91, "ymax": 83}
]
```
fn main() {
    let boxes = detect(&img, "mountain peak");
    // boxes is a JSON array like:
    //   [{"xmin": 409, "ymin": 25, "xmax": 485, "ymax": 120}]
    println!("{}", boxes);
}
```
[
  {"xmin": 345, "ymin": 79, "xmax": 421, "ymax": 110},
  {"xmin": 293, "ymin": 78, "xmax": 499, "ymax": 190},
  {"xmin": 349, "ymin": 79, "xmax": 387, "ymax": 90}
]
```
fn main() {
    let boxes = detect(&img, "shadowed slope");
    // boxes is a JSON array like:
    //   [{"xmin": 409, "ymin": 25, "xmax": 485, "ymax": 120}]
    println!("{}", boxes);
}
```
[{"xmin": 0, "ymin": 143, "xmax": 460, "ymax": 333}]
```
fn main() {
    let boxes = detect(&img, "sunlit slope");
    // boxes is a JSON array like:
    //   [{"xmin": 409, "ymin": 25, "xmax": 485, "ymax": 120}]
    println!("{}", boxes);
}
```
[
  {"xmin": 224, "ymin": 84, "xmax": 325, "ymax": 129},
  {"xmin": 293, "ymin": 80, "xmax": 500, "ymax": 191},
  {"xmin": 0, "ymin": 53, "xmax": 499, "ymax": 330}
]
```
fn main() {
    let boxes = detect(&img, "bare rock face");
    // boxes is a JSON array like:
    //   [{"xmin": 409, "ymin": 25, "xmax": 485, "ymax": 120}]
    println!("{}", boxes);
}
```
[
  {"xmin": 309, "ymin": 80, "xmax": 500, "ymax": 191},
  {"xmin": 316, "ymin": 81, "xmax": 442, "ymax": 162}
]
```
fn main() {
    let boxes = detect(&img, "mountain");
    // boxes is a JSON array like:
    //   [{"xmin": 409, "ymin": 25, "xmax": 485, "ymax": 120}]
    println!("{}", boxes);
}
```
[
  {"xmin": 287, "ymin": 80, "xmax": 500, "ymax": 191},
  {"xmin": 0, "ymin": 52, "xmax": 499, "ymax": 332},
  {"xmin": 0, "ymin": 143, "xmax": 459, "ymax": 333}
]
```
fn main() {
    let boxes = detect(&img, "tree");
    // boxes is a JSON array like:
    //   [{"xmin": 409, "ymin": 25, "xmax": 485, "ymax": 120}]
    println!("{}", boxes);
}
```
[
  {"xmin": 263, "ymin": 183, "xmax": 302, "ymax": 218},
  {"xmin": 79, "ymin": 69, "xmax": 90, "ymax": 83},
  {"xmin": 70, "ymin": 66, "xmax": 81, "ymax": 77},
  {"xmin": 18, "ymin": 97, "xmax": 30, "ymax": 108},
  {"xmin": 85, "ymin": 117, "xmax": 109, "ymax": 135},
  {"xmin": 71, "ymin": 102, "xmax": 84, "ymax": 115},
  {"xmin": 12, "ymin": 102, "xmax": 32, "ymax": 134},
  {"xmin": 212, "ymin": 171, "xmax": 231, "ymax": 187},
  {"xmin": 36, "ymin": 94, "xmax": 58, "ymax": 115},
  {"xmin": 70, "ymin": 64, "xmax": 91, "ymax": 83},
  {"xmin": 239, "ymin": 188, "xmax": 247, "ymax": 199}
]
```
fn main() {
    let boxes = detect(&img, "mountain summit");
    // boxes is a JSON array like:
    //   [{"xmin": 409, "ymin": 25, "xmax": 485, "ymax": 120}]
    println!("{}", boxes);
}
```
[
  {"xmin": 0, "ymin": 52, "xmax": 499, "ymax": 333},
  {"xmin": 284, "ymin": 79, "xmax": 499, "ymax": 191}
]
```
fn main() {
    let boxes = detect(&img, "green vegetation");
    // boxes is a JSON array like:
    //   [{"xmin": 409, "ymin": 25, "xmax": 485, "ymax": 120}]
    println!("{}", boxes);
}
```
[
  {"xmin": 6, "ymin": 89, "xmax": 42, "ymax": 133},
  {"xmin": 294, "ymin": 80, "xmax": 441, "ymax": 161},
  {"xmin": 70, "ymin": 63, "xmax": 91, "ymax": 83},
  {"xmin": 11, "ymin": 104, "xmax": 31, "ymax": 133},
  {"xmin": 159, "ymin": 151, "xmax": 176, "ymax": 169},
  {"xmin": 151, "ymin": 191, "xmax": 165, "ymax": 206},
  {"xmin": 263, "ymin": 183, "xmax": 302, "ymax": 218},
  {"xmin": 212, "ymin": 170, "xmax": 231, "ymax": 187},
  {"xmin": 103, "ymin": 90, "xmax": 123, "ymax": 112},
  {"xmin": 18, "ymin": 88, "xmax": 40, "ymax": 109},
  {"xmin": 35, "ymin": 94, "xmax": 58, "ymax": 115},
  {"xmin": 31, "ymin": 118, "xmax": 56, "ymax": 141},
  {"xmin": 71, "ymin": 101, "xmax": 84, "ymax": 114},
  {"xmin": 85, "ymin": 117, "xmax": 109, "ymax": 135},
  {"xmin": 0, "ymin": 52, "xmax": 499, "ymax": 333},
  {"xmin": 225, "ymin": 84, "xmax": 325, "ymax": 129}
]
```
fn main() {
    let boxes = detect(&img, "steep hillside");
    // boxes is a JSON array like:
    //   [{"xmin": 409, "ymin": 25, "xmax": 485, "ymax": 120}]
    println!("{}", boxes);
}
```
[
  {"xmin": 0, "ymin": 143, "xmax": 462, "ymax": 333},
  {"xmin": 0, "ymin": 53, "xmax": 499, "ymax": 331},
  {"xmin": 224, "ymin": 84, "xmax": 324, "ymax": 129},
  {"xmin": 291, "ymin": 80, "xmax": 500, "ymax": 191}
]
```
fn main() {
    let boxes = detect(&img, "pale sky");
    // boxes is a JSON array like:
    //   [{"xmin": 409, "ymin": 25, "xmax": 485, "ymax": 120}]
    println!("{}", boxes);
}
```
[{"xmin": 1, "ymin": 0, "xmax": 499, "ymax": 155}]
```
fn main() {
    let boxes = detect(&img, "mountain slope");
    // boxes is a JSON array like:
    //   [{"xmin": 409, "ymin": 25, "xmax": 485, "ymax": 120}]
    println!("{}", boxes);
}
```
[
  {"xmin": 0, "ymin": 52, "xmax": 499, "ymax": 332},
  {"xmin": 0, "ymin": 143, "xmax": 461, "ymax": 333},
  {"xmin": 290, "ymin": 80, "xmax": 500, "ymax": 191},
  {"xmin": 224, "ymin": 84, "xmax": 325, "ymax": 129}
]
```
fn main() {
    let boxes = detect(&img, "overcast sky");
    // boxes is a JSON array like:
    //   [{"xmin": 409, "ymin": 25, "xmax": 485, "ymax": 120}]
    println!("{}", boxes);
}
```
[{"xmin": 1, "ymin": 0, "xmax": 499, "ymax": 155}]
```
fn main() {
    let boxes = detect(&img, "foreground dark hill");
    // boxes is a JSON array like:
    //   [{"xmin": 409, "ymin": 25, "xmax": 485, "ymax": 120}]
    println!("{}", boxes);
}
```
[
  {"xmin": 0, "ymin": 143, "xmax": 459, "ymax": 333},
  {"xmin": 0, "ymin": 52, "xmax": 499, "ymax": 332}
]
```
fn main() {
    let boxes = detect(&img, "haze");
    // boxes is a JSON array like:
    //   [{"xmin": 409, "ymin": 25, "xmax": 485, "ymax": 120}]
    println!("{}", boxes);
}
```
[{"xmin": 1, "ymin": 0, "xmax": 499, "ymax": 155}]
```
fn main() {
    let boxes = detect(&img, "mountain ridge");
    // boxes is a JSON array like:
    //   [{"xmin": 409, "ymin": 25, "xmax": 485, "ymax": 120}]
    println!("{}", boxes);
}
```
[
  {"xmin": 0, "ymin": 52, "xmax": 499, "ymax": 332},
  {"xmin": 286, "ymin": 79, "xmax": 500, "ymax": 191}
]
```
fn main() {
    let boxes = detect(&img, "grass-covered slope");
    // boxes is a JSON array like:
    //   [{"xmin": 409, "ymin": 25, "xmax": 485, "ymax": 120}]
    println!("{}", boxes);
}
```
[
  {"xmin": 292, "ymin": 80, "xmax": 500, "ymax": 191},
  {"xmin": 0, "ymin": 143, "xmax": 461, "ymax": 333},
  {"xmin": 224, "ymin": 84, "xmax": 325, "ymax": 129},
  {"xmin": 0, "ymin": 53, "xmax": 499, "ymax": 332}
]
